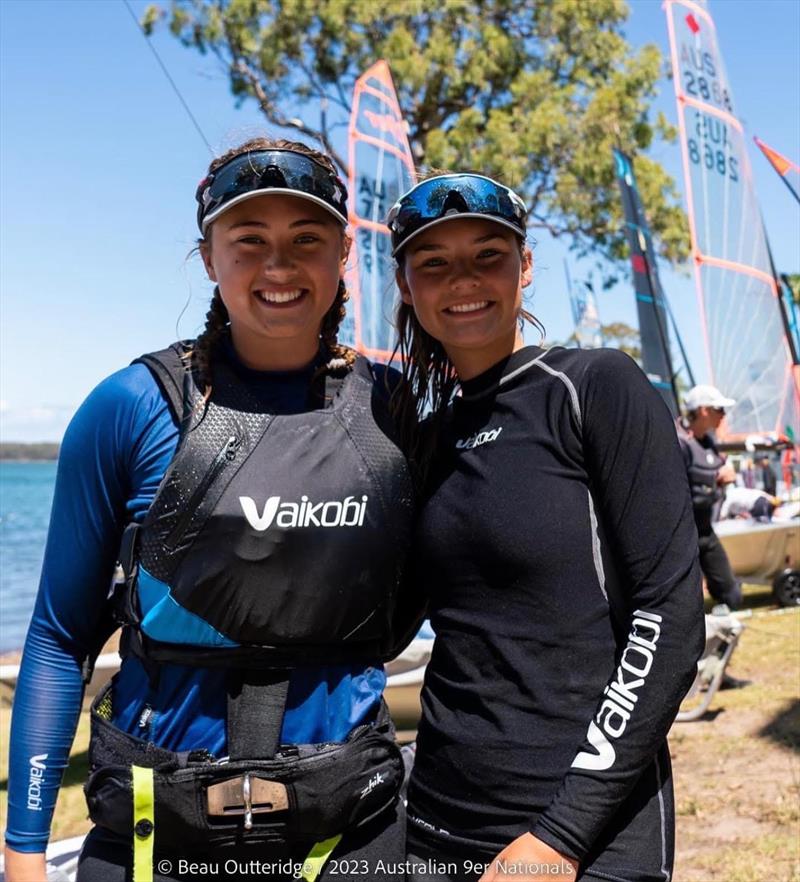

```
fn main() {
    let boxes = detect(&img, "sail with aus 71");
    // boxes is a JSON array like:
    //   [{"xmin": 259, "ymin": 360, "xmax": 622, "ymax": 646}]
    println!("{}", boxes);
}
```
[{"xmin": 341, "ymin": 61, "xmax": 416, "ymax": 363}]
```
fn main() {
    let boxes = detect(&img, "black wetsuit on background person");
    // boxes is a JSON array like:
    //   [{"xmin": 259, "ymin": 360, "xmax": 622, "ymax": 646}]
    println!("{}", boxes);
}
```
[
  {"xmin": 676, "ymin": 424, "xmax": 742, "ymax": 610},
  {"xmin": 406, "ymin": 346, "xmax": 704, "ymax": 882}
]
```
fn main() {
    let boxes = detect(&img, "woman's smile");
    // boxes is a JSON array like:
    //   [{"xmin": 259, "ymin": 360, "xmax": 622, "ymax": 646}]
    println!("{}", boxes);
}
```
[
  {"xmin": 253, "ymin": 286, "xmax": 308, "ymax": 307},
  {"xmin": 443, "ymin": 299, "xmax": 493, "ymax": 315}
]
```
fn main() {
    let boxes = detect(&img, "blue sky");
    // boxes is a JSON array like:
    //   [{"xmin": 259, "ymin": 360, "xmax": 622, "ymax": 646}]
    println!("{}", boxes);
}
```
[{"xmin": 1, "ymin": 0, "xmax": 798, "ymax": 442}]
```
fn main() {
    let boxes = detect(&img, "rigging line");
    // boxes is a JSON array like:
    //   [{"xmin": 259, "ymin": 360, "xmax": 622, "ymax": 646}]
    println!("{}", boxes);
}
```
[
  {"xmin": 663, "ymin": 289, "xmax": 696, "ymax": 387},
  {"xmin": 121, "ymin": 0, "xmax": 214, "ymax": 155}
]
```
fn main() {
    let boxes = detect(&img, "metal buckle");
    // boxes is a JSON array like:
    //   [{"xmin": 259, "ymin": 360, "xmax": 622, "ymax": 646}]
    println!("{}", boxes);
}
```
[{"xmin": 206, "ymin": 773, "xmax": 288, "ymax": 830}]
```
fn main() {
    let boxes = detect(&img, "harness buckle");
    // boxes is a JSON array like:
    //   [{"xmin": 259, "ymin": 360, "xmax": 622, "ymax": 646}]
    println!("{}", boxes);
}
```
[{"xmin": 206, "ymin": 774, "xmax": 288, "ymax": 826}]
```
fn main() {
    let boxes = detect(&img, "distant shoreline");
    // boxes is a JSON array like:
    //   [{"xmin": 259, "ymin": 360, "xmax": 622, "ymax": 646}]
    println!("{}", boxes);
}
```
[
  {"xmin": 0, "ymin": 443, "xmax": 60, "ymax": 461},
  {"xmin": 0, "ymin": 458, "xmax": 58, "ymax": 463}
]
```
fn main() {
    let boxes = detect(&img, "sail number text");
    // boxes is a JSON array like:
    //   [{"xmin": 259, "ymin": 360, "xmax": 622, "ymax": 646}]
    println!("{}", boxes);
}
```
[
  {"xmin": 687, "ymin": 112, "xmax": 739, "ymax": 182},
  {"xmin": 680, "ymin": 44, "xmax": 733, "ymax": 113}
]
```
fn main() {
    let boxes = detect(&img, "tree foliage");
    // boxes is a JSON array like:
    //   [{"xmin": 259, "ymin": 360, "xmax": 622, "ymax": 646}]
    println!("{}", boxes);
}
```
[
  {"xmin": 555, "ymin": 320, "xmax": 641, "ymax": 363},
  {"xmin": 785, "ymin": 273, "xmax": 800, "ymax": 307},
  {"xmin": 599, "ymin": 321, "xmax": 641, "ymax": 363},
  {"xmin": 145, "ymin": 0, "xmax": 690, "ymax": 266}
]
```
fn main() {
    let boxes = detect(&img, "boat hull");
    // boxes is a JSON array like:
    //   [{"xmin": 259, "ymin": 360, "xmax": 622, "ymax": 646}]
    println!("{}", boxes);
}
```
[{"xmin": 715, "ymin": 519, "xmax": 799, "ymax": 581}]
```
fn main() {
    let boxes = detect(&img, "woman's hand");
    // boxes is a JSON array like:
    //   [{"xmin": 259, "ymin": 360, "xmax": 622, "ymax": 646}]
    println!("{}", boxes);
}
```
[
  {"xmin": 3, "ymin": 846, "xmax": 48, "ymax": 881},
  {"xmin": 477, "ymin": 833, "xmax": 578, "ymax": 882}
]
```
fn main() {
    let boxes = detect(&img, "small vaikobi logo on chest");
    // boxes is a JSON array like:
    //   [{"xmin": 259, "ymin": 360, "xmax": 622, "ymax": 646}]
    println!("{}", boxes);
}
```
[{"xmin": 455, "ymin": 427, "xmax": 503, "ymax": 450}]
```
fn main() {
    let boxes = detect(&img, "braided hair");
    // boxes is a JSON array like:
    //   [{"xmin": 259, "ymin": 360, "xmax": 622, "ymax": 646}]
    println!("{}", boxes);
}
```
[
  {"xmin": 189, "ymin": 286, "xmax": 230, "ymax": 398},
  {"xmin": 188, "ymin": 137, "xmax": 356, "ymax": 396}
]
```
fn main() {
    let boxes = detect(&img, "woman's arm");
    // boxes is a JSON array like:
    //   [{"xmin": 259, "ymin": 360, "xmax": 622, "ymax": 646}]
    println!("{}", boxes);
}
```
[
  {"xmin": 4, "ymin": 366, "xmax": 176, "ymax": 862},
  {"xmin": 530, "ymin": 349, "xmax": 705, "ymax": 863},
  {"xmin": 2, "ymin": 849, "xmax": 48, "ymax": 882}
]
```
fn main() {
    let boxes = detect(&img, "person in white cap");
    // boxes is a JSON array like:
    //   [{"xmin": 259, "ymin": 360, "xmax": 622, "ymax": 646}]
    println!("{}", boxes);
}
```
[{"xmin": 677, "ymin": 384, "xmax": 742, "ymax": 610}]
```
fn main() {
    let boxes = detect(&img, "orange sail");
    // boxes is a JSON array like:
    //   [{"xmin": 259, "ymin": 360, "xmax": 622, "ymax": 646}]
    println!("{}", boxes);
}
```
[{"xmin": 341, "ymin": 61, "xmax": 416, "ymax": 362}]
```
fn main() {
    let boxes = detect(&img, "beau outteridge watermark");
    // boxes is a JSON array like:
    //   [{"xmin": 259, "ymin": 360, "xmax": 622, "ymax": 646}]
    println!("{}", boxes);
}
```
[
  {"xmin": 156, "ymin": 856, "xmax": 577, "ymax": 878},
  {"xmin": 158, "ymin": 859, "xmax": 316, "ymax": 878}
]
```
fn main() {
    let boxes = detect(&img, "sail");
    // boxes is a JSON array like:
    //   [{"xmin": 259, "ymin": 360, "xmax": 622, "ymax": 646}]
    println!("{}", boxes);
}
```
[
  {"xmin": 566, "ymin": 265, "xmax": 603, "ymax": 350},
  {"xmin": 664, "ymin": 0, "xmax": 800, "ymax": 438},
  {"xmin": 341, "ymin": 61, "xmax": 416, "ymax": 362},
  {"xmin": 754, "ymin": 137, "xmax": 800, "ymax": 205},
  {"xmin": 613, "ymin": 148, "xmax": 679, "ymax": 414}
]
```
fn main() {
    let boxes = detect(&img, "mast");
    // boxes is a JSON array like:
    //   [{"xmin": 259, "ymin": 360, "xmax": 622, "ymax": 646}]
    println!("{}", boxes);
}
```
[
  {"xmin": 613, "ymin": 148, "xmax": 680, "ymax": 414},
  {"xmin": 779, "ymin": 274, "xmax": 800, "ymax": 360}
]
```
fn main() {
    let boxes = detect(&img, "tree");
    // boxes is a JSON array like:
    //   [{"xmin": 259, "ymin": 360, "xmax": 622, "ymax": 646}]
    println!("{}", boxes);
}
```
[
  {"xmin": 555, "ymin": 321, "xmax": 641, "ymax": 362},
  {"xmin": 785, "ymin": 273, "xmax": 800, "ymax": 308},
  {"xmin": 145, "ymin": 0, "xmax": 690, "ymax": 267}
]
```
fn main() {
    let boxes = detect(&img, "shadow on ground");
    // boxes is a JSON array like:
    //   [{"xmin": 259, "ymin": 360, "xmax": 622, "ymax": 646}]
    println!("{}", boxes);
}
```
[{"xmin": 759, "ymin": 696, "xmax": 800, "ymax": 754}]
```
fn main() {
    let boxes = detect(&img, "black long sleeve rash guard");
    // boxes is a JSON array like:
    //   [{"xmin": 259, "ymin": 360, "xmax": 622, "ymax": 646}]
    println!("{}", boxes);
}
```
[{"xmin": 407, "ymin": 346, "xmax": 704, "ymax": 881}]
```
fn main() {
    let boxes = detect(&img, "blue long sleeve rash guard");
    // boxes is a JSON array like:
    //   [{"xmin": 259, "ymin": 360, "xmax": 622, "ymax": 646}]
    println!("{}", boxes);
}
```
[{"xmin": 5, "ymin": 348, "xmax": 385, "ymax": 853}]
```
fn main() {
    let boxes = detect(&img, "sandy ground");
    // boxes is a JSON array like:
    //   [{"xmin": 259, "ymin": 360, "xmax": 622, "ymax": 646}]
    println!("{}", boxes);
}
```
[{"xmin": 670, "ymin": 608, "xmax": 799, "ymax": 882}]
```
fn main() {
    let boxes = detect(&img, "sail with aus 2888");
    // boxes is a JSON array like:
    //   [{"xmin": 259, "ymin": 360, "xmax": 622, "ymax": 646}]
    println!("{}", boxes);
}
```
[{"xmin": 664, "ymin": 0, "xmax": 800, "ymax": 438}]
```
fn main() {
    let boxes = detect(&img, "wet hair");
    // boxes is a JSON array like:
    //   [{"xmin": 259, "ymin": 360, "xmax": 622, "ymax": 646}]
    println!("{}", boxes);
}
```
[
  {"xmin": 389, "ymin": 174, "xmax": 543, "ymax": 484},
  {"xmin": 188, "ymin": 137, "xmax": 356, "ymax": 397}
]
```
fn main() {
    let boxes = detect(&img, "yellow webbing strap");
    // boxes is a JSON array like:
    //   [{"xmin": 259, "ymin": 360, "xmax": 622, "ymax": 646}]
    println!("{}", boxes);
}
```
[
  {"xmin": 301, "ymin": 833, "xmax": 343, "ymax": 882},
  {"xmin": 132, "ymin": 765, "xmax": 155, "ymax": 882}
]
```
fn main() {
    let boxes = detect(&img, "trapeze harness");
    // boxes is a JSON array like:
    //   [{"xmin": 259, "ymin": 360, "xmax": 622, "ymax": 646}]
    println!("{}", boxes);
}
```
[{"xmin": 84, "ymin": 343, "xmax": 415, "ymax": 882}]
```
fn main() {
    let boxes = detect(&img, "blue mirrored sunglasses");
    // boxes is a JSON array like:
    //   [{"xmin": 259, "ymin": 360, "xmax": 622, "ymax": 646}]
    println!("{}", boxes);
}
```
[
  {"xmin": 196, "ymin": 149, "xmax": 348, "ymax": 233},
  {"xmin": 386, "ymin": 174, "xmax": 528, "ymax": 256}
]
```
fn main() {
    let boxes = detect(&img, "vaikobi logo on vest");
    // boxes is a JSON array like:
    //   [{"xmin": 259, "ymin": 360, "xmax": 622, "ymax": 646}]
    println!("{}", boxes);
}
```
[{"xmin": 240, "ymin": 495, "xmax": 369, "ymax": 530}]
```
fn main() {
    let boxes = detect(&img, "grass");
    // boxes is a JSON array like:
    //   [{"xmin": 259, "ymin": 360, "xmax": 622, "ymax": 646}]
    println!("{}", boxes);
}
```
[{"xmin": 673, "ymin": 584, "xmax": 800, "ymax": 881}]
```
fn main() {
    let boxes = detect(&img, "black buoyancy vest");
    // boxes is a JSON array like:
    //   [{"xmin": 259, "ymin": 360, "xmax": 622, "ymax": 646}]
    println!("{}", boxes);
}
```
[
  {"xmin": 117, "ymin": 342, "xmax": 415, "ymax": 668},
  {"xmin": 677, "ymin": 424, "xmax": 724, "ymax": 513}
]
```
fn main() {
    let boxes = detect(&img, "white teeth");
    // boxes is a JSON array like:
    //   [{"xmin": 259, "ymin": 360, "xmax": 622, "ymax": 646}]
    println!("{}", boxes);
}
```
[
  {"xmin": 448, "ymin": 301, "xmax": 489, "ymax": 313},
  {"xmin": 257, "ymin": 289, "xmax": 304, "ymax": 303}
]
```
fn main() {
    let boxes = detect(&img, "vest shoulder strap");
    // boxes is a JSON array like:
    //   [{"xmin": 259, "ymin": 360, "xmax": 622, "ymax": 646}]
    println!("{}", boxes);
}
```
[
  {"xmin": 133, "ymin": 341, "xmax": 195, "ymax": 426},
  {"xmin": 134, "ymin": 345, "xmax": 381, "ymax": 426}
]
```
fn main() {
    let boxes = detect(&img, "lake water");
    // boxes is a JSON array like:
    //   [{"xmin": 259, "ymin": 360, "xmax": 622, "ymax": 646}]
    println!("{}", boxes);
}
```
[{"xmin": 0, "ymin": 461, "xmax": 57, "ymax": 652}]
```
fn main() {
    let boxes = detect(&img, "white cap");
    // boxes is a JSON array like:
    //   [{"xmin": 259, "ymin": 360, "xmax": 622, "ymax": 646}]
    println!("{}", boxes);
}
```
[{"xmin": 684, "ymin": 384, "xmax": 736, "ymax": 412}]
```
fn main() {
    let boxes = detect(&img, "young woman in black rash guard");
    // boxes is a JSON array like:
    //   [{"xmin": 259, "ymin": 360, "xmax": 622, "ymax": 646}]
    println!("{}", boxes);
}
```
[{"xmin": 387, "ymin": 174, "xmax": 705, "ymax": 882}]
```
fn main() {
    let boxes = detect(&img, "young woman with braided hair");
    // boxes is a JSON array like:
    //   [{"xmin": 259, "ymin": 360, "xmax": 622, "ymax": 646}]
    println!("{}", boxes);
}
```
[
  {"xmin": 387, "ymin": 174, "xmax": 704, "ymax": 882},
  {"xmin": 4, "ymin": 138, "xmax": 420, "ymax": 882}
]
